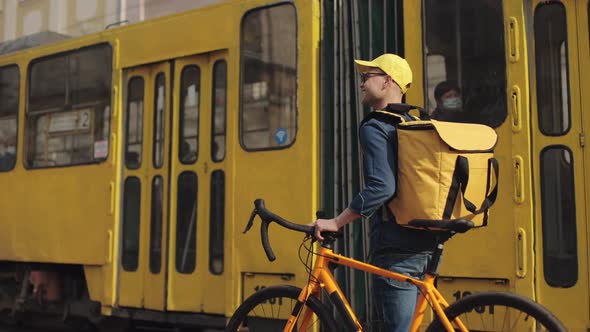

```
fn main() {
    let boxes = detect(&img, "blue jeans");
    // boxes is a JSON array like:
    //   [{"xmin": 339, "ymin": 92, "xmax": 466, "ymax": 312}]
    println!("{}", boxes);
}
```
[{"xmin": 370, "ymin": 251, "xmax": 431, "ymax": 332}]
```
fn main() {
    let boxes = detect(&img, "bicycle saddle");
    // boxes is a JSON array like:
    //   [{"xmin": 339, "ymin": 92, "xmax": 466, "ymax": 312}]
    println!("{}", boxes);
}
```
[{"xmin": 408, "ymin": 219, "xmax": 475, "ymax": 233}]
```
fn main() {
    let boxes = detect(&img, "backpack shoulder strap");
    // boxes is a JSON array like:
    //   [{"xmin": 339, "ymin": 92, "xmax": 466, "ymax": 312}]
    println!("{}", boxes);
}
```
[
  {"xmin": 361, "ymin": 103, "xmax": 423, "ymax": 127},
  {"xmin": 361, "ymin": 110, "xmax": 405, "ymax": 127},
  {"xmin": 384, "ymin": 103, "xmax": 425, "ymax": 115}
]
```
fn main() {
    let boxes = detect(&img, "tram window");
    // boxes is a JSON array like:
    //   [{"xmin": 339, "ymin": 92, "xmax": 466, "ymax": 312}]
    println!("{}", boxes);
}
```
[
  {"xmin": 423, "ymin": 0, "xmax": 507, "ymax": 127},
  {"xmin": 209, "ymin": 170, "xmax": 225, "ymax": 275},
  {"xmin": 149, "ymin": 176, "xmax": 163, "ymax": 274},
  {"xmin": 122, "ymin": 177, "xmax": 141, "ymax": 272},
  {"xmin": 179, "ymin": 66, "xmax": 199, "ymax": 164},
  {"xmin": 26, "ymin": 44, "xmax": 112, "ymax": 168},
  {"xmin": 176, "ymin": 171, "xmax": 197, "ymax": 274},
  {"xmin": 534, "ymin": 2, "xmax": 570, "ymax": 136},
  {"xmin": 0, "ymin": 65, "xmax": 19, "ymax": 172},
  {"xmin": 540, "ymin": 147, "xmax": 578, "ymax": 287},
  {"xmin": 125, "ymin": 77, "xmax": 145, "ymax": 169},
  {"xmin": 425, "ymin": 55, "xmax": 447, "ymax": 112},
  {"xmin": 153, "ymin": 73, "xmax": 166, "ymax": 168},
  {"xmin": 211, "ymin": 60, "xmax": 227, "ymax": 162},
  {"xmin": 240, "ymin": 4, "xmax": 297, "ymax": 150}
]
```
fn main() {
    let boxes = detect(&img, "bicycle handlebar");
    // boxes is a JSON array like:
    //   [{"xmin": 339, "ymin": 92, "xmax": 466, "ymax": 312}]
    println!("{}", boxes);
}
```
[{"xmin": 243, "ymin": 199, "xmax": 315, "ymax": 261}]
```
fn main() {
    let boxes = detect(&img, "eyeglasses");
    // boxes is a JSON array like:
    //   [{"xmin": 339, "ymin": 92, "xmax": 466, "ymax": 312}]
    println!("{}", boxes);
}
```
[{"xmin": 360, "ymin": 72, "xmax": 388, "ymax": 83}]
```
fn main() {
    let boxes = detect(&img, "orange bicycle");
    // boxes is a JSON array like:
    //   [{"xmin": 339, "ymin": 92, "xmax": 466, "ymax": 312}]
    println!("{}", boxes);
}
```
[{"xmin": 226, "ymin": 199, "xmax": 566, "ymax": 331}]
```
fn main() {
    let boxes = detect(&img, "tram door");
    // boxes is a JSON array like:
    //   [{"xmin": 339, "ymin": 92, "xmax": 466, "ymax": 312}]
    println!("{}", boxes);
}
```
[
  {"xmin": 118, "ymin": 53, "xmax": 228, "ymax": 313},
  {"xmin": 119, "ymin": 62, "xmax": 172, "ymax": 310},
  {"xmin": 529, "ymin": 0, "xmax": 590, "ymax": 328},
  {"xmin": 166, "ymin": 51, "xmax": 228, "ymax": 314}
]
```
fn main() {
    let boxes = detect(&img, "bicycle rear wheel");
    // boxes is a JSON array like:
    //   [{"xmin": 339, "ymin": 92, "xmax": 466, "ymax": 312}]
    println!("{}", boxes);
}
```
[
  {"xmin": 226, "ymin": 285, "xmax": 337, "ymax": 332},
  {"xmin": 425, "ymin": 292, "xmax": 566, "ymax": 332}
]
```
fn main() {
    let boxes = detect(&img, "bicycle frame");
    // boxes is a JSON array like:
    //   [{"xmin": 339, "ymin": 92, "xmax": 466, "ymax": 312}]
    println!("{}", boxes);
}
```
[
  {"xmin": 235, "ymin": 201, "xmax": 565, "ymax": 332},
  {"xmin": 285, "ymin": 245, "xmax": 467, "ymax": 332}
]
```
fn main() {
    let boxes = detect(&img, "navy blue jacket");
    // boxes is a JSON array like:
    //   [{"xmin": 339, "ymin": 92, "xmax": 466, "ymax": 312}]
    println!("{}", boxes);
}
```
[{"xmin": 348, "ymin": 104, "xmax": 439, "ymax": 254}]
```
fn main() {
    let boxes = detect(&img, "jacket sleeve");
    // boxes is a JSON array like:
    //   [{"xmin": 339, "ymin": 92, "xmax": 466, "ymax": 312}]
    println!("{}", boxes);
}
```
[{"xmin": 348, "ymin": 121, "xmax": 396, "ymax": 218}]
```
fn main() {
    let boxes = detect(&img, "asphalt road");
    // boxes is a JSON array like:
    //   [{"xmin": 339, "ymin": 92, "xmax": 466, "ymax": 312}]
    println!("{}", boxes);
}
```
[{"xmin": 0, "ymin": 325, "xmax": 224, "ymax": 332}]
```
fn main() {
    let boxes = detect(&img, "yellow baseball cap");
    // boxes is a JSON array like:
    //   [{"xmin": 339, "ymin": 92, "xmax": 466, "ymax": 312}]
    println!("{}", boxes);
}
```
[{"xmin": 354, "ymin": 53, "xmax": 413, "ymax": 94}]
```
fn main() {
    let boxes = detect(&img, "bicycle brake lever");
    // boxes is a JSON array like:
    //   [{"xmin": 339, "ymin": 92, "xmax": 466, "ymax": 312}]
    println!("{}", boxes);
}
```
[
  {"xmin": 309, "ymin": 233, "xmax": 317, "ymax": 244},
  {"xmin": 243, "ymin": 209, "xmax": 257, "ymax": 234}
]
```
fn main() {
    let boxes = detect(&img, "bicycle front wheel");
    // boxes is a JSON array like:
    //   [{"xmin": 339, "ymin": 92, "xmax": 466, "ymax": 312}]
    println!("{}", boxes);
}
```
[
  {"xmin": 425, "ymin": 292, "xmax": 566, "ymax": 332},
  {"xmin": 226, "ymin": 285, "xmax": 337, "ymax": 332}
]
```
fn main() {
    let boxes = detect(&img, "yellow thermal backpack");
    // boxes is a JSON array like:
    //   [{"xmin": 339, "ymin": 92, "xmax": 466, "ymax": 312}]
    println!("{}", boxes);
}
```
[{"xmin": 370, "ymin": 108, "xmax": 499, "ymax": 229}]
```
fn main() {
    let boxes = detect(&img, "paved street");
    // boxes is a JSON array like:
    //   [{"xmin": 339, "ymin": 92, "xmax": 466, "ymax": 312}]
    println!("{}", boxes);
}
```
[{"xmin": 0, "ymin": 323, "xmax": 224, "ymax": 332}]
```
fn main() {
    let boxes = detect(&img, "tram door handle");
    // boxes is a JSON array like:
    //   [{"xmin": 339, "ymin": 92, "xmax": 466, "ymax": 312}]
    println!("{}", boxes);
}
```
[
  {"xmin": 511, "ymin": 86, "xmax": 522, "ymax": 132},
  {"xmin": 516, "ymin": 228, "xmax": 527, "ymax": 278},
  {"xmin": 513, "ymin": 156, "xmax": 524, "ymax": 204},
  {"xmin": 507, "ymin": 17, "xmax": 519, "ymax": 62}
]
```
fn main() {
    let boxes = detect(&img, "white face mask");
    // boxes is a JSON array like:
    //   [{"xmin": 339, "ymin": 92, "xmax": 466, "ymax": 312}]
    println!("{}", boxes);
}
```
[{"xmin": 442, "ymin": 97, "xmax": 463, "ymax": 111}]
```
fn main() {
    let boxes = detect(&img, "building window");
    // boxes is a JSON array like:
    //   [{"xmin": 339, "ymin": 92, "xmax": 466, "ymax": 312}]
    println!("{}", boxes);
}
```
[
  {"xmin": 540, "ymin": 146, "xmax": 577, "ymax": 287},
  {"xmin": 212, "ymin": 60, "xmax": 227, "ymax": 162},
  {"xmin": 534, "ymin": 2, "xmax": 570, "ymax": 136},
  {"xmin": 423, "ymin": 0, "xmax": 507, "ymax": 127},
  {"xmin": 0, "ymin": 65, "xmax": 19, "ymax": 172},
  {"xmin": 240, "ymin": 4, "xmax": 297, "ymax": 150},
  {"xmin": 26, "ymin": 44, "xmax": 112, "ymax": 167}
]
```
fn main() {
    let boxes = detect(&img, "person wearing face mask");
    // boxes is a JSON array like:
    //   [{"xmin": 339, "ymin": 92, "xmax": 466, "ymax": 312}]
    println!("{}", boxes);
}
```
[
  {"xmin": 0, "ymin": 131, "xmax": 16, "ymax": 171},
  {"xmin": 431, "ymin": 80, "xmax": 463, "ymax": 122}
]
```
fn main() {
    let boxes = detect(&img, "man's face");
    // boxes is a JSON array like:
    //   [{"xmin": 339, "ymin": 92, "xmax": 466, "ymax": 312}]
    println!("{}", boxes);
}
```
[{"xmin": 360, "ymin": 68, "xmax": 388, "ymax": 107}]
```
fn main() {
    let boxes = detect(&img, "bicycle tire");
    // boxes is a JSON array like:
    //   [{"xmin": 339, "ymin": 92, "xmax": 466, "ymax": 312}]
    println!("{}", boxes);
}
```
[
  {"xmin": 226, "ymin": 285, "xmax": 337, "ymax": 332},
  {"xmin": 425, "ymin": 291, "xmax": 566, "ymax": 332}
]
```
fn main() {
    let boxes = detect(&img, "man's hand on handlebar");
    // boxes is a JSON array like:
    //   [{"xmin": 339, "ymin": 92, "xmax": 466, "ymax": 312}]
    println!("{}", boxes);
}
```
[
  {"xmin": 309, "ymin": 218, "xmax": 340, "ymax": 241},
  {"xmin": 309, "ymin": 208, "xmax": 361, "ymax": 241},
  {"xmin": 246, "ymin": 199, "xmax": 358, "ymax": 259}
]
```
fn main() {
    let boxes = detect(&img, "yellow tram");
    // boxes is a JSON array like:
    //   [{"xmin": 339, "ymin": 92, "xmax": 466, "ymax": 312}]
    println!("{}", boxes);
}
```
[{"xmin": 0, "ymin": 0, "xmax": 586, "ymax": 331}]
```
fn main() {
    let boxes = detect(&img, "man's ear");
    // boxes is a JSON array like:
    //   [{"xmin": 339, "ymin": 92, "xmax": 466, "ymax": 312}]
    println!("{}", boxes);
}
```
[
  {"xmin": 382, "ymin": 76, "xmax": 392, "ymax": 90},
  {"xmin": 384, "ymin": 76, "xmax": 398, "ymax": 92}
]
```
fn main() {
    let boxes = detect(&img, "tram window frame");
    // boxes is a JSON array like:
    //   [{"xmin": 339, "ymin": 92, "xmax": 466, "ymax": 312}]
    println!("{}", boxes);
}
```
[
  {"xmin": 176, "ymin": 171, "xmax": 198, "ymax": 274},
  {"xmin": 539, "ymin": 145, "xmax": 578, "ymax": 288},
  {"xmin": 125, "ymin": 77, "xmax": 145, "ymax": 170},
  {"xmin": 25, "ymin": 43, "xmax": 112, "ymax": 168},
  {"xmin": 0, "ymin": 65, "xmax": 20, "ymax": 172},
  {"xmin": 153, "ymin": 73, "xmax": 166, "ymax": 169},
  {"xmin": 239, "ymin": 2, "xmax": 298, "ymax": 151},
  {"xmin": 534, "ymin": 2, "xmax": 571, "ymax": 136},
  {"xmin": 179, "ymin": 65, "xmax": 200, "ymax": 165},
  {"xmin": 122, "ymin": 176, "xmax": 142, "ymax": 272},
  {"xmin": 209, "ymin": 170, "xmax": 225, "ymax": 275},
  {"xmin": 149, "ymin": 175, "xmax": 164, "ymax": 274},
  {"xmin": 211, "ymin": 60, "xmax": 227, "ymax": 162},
  {"xmin": 422, "ymin": 0, "xmax": 507, "ymax": 127}
]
